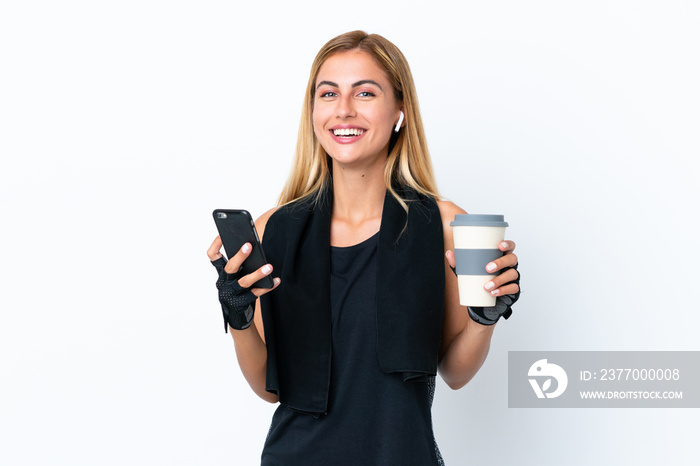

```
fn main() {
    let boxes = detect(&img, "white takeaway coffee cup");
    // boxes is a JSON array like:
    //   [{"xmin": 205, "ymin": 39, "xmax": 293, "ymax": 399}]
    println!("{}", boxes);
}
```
[{"xmin": 450, "ymin": 214, "xmax": 509, "ymax": 307}]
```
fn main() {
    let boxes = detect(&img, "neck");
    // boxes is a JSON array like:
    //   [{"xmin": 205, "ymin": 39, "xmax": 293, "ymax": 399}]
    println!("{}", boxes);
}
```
[{"xmin": 329, "ymin": 158, "xmax": 387, "ymax": 246}]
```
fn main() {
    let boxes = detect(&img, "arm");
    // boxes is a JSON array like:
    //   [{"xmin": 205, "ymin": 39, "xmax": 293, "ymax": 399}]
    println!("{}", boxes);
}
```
[
  {"xmin": 207, "ymin": 207, "xmax": 280, "ymax": 403},
  {"xmin": 436, "ymin": 201, "xmax": 519, "ymax": 390}
]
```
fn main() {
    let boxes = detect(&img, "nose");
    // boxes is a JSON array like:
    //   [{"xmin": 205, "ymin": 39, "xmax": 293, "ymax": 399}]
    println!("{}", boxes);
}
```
[{"xmin": 336, "ymin": 94, "xmax": 356, "ymax": 119}]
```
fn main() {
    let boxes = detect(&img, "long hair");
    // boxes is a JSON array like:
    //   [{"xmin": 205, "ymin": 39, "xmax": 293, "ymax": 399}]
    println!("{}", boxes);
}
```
[{"xmin": 277, "ymin": 31, "xmax": 440, "ymax": 210}]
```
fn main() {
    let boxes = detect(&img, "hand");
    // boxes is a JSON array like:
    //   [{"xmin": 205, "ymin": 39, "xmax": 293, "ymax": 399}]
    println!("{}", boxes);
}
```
[
  {"xmin": 207, "ymin": 236, "xmax": 281, "ymax": 331},
  {"xmin": 445, "ymin": 240, "xmax": 520, "ymax": 325},
  {"xmin": 482, "ymin": 240, "xmax": 519, "ymax": 298}
]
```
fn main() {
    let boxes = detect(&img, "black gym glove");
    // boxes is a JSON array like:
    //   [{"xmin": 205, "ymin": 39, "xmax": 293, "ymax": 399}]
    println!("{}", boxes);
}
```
[
  {"xmin": 467, "ymin": 264, "xmax": 520, "ymax": 326},
  {"xmin": 211, "ymin": 257, "xmax": 257, "ymax": 332},
  {"xmin": 449, "ymin": 263, "xmax": 521, "ymax": 326}
]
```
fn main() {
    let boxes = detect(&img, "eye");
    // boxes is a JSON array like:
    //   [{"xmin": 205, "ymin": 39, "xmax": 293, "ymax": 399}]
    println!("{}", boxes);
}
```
[
  {"xmin": 319, "ymin": 91, "xmax": 337, "ymax": 98},
  {"xmin": 357, "ymin": 91, "xmax": 375, "ymax": 98}
]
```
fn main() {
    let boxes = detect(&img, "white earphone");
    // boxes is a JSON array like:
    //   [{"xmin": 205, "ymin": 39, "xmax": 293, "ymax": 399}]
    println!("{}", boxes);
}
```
[{"xmin": 394, "ymin": 111, "xmax": 404, "ymax": 133}]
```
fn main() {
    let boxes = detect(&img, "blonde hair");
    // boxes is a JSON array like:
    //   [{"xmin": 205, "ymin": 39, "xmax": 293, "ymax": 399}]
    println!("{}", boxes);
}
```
[{"xmin": 278, "ymin": 31, "xmax": 440, "ymax": 210}]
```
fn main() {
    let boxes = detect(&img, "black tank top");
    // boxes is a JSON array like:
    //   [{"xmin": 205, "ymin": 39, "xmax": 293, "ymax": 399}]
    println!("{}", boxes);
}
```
[{"xmin": 261, "ymin": 233, "xmax": 444, "ymax": 465}]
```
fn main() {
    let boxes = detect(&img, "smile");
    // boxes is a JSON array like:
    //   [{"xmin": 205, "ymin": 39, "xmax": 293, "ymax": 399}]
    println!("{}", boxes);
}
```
[{"xmin": 331, "ymin": 128, "xmax": 366, "ymax": 137}]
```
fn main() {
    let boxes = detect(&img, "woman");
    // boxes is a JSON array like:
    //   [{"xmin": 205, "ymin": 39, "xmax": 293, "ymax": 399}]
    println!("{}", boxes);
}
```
[{"xmin": 207, "ymin": 31, "xmax": 519, "ymax": 465}]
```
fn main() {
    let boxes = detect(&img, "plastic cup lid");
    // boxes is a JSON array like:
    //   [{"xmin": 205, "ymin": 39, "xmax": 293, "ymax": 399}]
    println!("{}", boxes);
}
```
[{"xmin": 450, "ymin": 214, "xmax": 509, "ymax": 227}]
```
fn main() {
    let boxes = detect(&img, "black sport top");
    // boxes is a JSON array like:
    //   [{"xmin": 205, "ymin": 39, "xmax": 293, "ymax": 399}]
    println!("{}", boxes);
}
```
[
  {"xmin": 259, "ymin": 187, "xmax": 446, "ymax": 414},
  {"xmin": 260, "ymin": 233, "xmax": 444, "ymax": 465}
]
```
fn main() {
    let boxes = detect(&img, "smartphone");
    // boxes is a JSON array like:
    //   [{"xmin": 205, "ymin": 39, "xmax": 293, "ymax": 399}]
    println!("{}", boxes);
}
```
[{"xmin": 212, "ymin": 209, "xmax": 275, "ymax": 289}]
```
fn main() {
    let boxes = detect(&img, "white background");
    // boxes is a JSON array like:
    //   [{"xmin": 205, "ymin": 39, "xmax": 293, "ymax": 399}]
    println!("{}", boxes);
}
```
[{"xmin": 1, "ymin": 1, "xmax": 698, "ymax": 465}]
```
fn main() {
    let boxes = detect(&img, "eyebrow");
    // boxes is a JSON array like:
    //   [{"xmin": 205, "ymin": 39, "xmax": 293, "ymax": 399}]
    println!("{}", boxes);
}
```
[{"xmin": 316, "ymin": 79, "xmax": 384, "ymax": 91}]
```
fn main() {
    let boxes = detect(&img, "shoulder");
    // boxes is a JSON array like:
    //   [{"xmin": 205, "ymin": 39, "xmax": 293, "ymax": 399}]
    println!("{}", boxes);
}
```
[
  {"xmin": 256, "ymin": 193, "xmax": 316, "ymax": 243},
  {"xmin": 437, "ymin": 200, "xmax": 467, "ymax": 225},
  {"xmin": 437, "ymin": 200, "xmax": 467, "ymax": 249},
  {"xmin": 254, "ymin": 207, "xmax": 278, "ymax": 240}
]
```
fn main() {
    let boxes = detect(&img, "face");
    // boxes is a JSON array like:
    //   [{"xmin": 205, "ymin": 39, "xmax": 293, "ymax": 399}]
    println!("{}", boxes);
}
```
[{"xmin": 312, "ymin": 50, "xmax": 402, "ymax": 169}]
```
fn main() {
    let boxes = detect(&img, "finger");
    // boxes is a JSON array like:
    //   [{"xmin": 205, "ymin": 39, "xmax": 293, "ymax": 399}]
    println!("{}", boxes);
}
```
[
  {"xmin": 224, "ymin": 242, "xmax": 253, "ymax": 274},
  {"xmin": 207, "ymin": 236, "xmax": 224, "ymax": 261},
  {"xmin": 498, "ymin": 240, "xmax": 516, "ymax": 253},
  {"xmin": 485, "ymin": 252, "xmax": 518, "ymax": 273},
  {"xmin": 237, "ymin": 263, "xmax": 274, "ymax": 289},
  {"xmin": 486, "ymin": 282, "xmax": 520, "ymax": 297},
  {"xmin": 444, "ymin": 250, "xmax": 456, "ymax": 269},
  {"xmin": 211, "ymin": 257, "xmax": 227, "ymax": 275},
  {"xmin": 483, "ymin": 268, "xmax": 520, "ymax": 293},
  {"xmin": 250, "ymin": 277, "xmax": 282, "ymax": 298}
]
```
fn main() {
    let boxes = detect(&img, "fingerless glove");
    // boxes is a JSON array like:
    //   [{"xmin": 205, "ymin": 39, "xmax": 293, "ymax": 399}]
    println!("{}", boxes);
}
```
[
  {"xmin": 467, "ymin": 263, "xmax": 520, "ymax": 326},
  {"xmin": 211, "ymin": 257, "xmax": 258, "ymax": 332}
]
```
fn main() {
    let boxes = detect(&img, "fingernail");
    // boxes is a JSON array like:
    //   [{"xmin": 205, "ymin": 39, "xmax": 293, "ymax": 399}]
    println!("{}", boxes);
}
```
[
  {"xmin": 486, "ymin": 263, "xmax": 497, "ymax": 272},
  {"xmin": 500, "ymin": 242, "xmax": 508, "ymax": 249},
  {"xmin": 484, "ymin": 281, "xmax": 494, "ymax": 290},
  {"xmin": 242, "ymin": 243, "xmax": 251, "ymax": 253},
  {"xmin": 274, "ymin": 278, "xmax": 281, "ymax": 285},
  {"xmin": 490, "ymin": 289, "xmax": 499, "ymax": 296},
  {"xmin": 262, "ymin": 265, "xmax": 271, "ymax": 274}
]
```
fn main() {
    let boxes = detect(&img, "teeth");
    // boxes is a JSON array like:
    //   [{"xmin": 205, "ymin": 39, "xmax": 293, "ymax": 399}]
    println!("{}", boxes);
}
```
[{"xmin": 333, "ymin": 128, "xmax": 365, "ymax": 137}]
